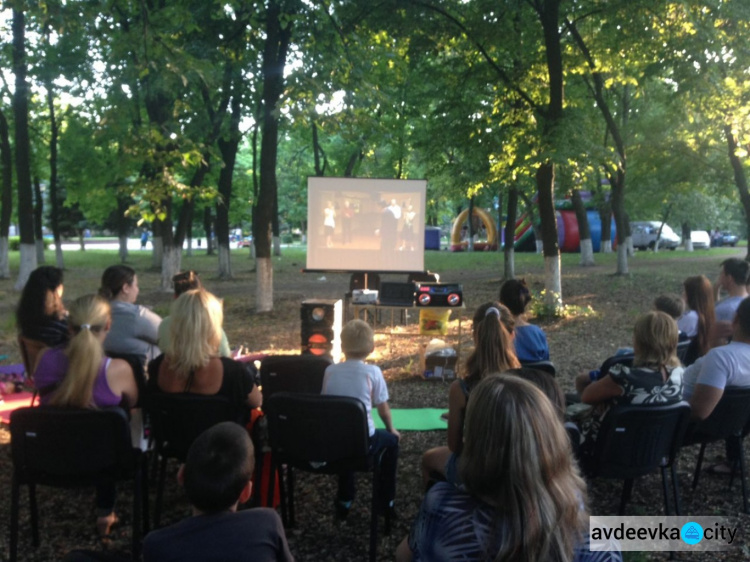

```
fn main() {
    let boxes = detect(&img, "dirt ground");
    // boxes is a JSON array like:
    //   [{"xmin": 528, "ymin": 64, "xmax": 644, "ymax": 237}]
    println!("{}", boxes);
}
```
[{"xmin": 1, "ymin": 248, "xmax": 749, "ymax": 561}]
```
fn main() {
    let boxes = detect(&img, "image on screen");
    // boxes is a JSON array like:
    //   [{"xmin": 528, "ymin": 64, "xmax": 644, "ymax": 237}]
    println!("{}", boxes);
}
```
[{"xmin": 306, "ymin": 177, "xmax": 427, "ymax": 272}]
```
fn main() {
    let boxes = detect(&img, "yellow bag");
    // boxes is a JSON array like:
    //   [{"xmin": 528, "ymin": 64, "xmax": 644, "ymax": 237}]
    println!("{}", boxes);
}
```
[{"xmin": 419, "ymin": 309, "xmax": 451, "ymax": 336}]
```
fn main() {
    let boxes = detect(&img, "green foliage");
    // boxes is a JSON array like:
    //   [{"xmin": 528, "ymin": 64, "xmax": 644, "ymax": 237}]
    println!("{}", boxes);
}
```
[
  {"xmin": 8, "ymin": 237, "xmax": 50, "ymax": 252},
  {"xmin": 529, "ymin": 289, "xmax": 597, "ymax": 320}
]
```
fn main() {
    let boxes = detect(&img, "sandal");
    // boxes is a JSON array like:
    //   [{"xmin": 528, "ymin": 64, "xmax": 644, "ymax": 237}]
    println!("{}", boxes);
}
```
[{"xmin": 96, "ymin": 512, "xmax": 119, "ymax": 541}]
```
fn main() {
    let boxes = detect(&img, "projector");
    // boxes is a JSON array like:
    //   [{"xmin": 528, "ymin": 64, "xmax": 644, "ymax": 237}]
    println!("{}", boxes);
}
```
[{"xmin": 352, "ymin": 289, "xmax": 379, "ymax": 304}]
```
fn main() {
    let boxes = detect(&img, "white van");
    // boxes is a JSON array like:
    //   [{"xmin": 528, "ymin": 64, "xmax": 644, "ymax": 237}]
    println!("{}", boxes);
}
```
[{"xmin": 630, "ymin": 221, "xmax": 681, "ymax": 250}]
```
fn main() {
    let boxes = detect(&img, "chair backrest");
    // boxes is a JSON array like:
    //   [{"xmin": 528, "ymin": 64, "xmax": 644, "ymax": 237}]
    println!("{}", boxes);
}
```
[
  {"xmin": 592, "ymin": 401, "xmax": 691, "ymax": 480},
  {"xmin": 599, "ymin": 353, "xmax": 634, "ymax": 375},
  {"xmin": 676, "ymin": 339, "xmax": 691, "ymax": 364},
  {"xmin": 519, "ymin": 360, "xmax": 557, "ymax": 377},
  {"xmin": 106, "ymin": 351, "xmax": 147, "ymax": 406},
  {"xmin": 679, "ymin": 338, "xmax": 702, "ymax": 367},
  {"xmin": 260, "ymin": 355, "xmax": 331, "ymax": 401},
  {"xmin": 265, "ymin": 392, "xmax": 370, "ymax": 471},
  {"xmin": 145, "ymin": 392, "xmax": 238, "ymax": 461},
  {"xmin": 10, "ymin": 406, "xmax": 135, "ymax": 486},
  {"xmin": 18, "ymin": 336, "xmax": 47, "ymax": 381},
  {"xmin": 690, "ymin": 387, "xmax": 750, "ymax": 441}
]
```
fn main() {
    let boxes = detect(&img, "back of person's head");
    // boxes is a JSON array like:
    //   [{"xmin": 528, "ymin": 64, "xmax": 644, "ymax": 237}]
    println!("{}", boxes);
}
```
[
  {"xmin": 653, "ymin": 294, "xmax": 684, "ymax": 320},
  {"xmin": 735, "ymin": 297, "xmax": 750, "ymax": 337},
  {"xmin": 503, "ymin": 367, "xmax": 565, "ymax": 420},
  {"xmin": 166, "ymin": 289, "xmax": 223, "ymax": 377},
  {"xmin": 341, "ymin": 319, "xmax": 374, "ymax": 360},
  {"xmin": 99, "ymin": 265, "xmax": 136, "ymax": 300},
  {"xmin": 466, "ymin": 302, "xmax": 520, "ymax": 387},
  {"xmin": 633, "ymin": 311, "xmax": 680, "ymax": 368},
  {"xmin": 682, "ymin": 275, "xmax": 715, "ymax": 356},
  {"xmin": 172, "ymin": 270, "xmax": 202, "ymax": 297},
  {"xmin": 498, "ymin": 278, "xmax": 532, "ymax": 317},
  {"xmin": 17, "ymin": 266, "xmax": 65, "ymax": 336},
  {"xmin": 183, "ymin": 422, "xmax": 255, "ymax": 513},
  {"xmin": 50, "ymin": 295, "xmax": 111, "ymax": 408},
  {"xmin": 459, "ymin": 374, "xmax": 586, "ymax": 561},
  {"xmin": 722, "ymin": 258, "xmax": 750, "ymax": 286}
]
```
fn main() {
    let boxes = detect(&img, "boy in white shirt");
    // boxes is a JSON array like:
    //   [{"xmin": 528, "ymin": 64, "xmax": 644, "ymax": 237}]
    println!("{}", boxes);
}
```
[{"xmin": 322, "ymin": 319, "xmax": 401, "ymax": 520}]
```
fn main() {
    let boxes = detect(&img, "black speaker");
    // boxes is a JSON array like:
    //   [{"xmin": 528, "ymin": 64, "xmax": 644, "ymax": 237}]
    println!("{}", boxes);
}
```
[
  {"xmin": 301, "ymin": 299, "xmax": 343, "ymax": 361},
  {"xmin": 415, "ymin": 283, "xmax": 463, "ymax": 307}
]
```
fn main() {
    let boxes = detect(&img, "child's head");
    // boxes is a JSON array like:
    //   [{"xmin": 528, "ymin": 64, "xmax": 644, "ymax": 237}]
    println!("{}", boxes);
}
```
[
  {"xmin": 503, "ymin": 367, "xmax": 565, "ymax": 420},
  {"xmin": 341, "ymin": 319, "xmax": 374, "ymax": 359},
  {"xmin": 498, "ymin": 278, "xmax": 532, "ymax": 317},
  {"xmin": 182, "ymin": 422, "xmax": 255, "ymax": 513},
  {"xmin": 173, "ymin": 270, "xmax": 202, "ymax": 297},
  {"xmin": 632, "ymin": 311, "xmax": 679, "ymax": 368},
  {"xmin": 653, "ymin": 294, "xmax": 684, "ymax": 320}
]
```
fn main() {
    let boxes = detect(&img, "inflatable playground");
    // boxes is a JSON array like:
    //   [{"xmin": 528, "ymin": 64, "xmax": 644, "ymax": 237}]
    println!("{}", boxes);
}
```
[{"xmin": 449, "ymin": 195, "xmax": 616, "ymax": 253}]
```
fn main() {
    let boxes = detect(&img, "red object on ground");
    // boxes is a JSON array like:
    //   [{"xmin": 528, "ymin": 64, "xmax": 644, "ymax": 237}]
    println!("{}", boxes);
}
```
[{"xmin": 0, "ymin": 391, "xmax": 35, "ymax": 425}]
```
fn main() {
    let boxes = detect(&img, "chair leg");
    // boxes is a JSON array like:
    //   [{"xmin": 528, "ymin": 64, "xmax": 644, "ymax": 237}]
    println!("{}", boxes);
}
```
[
  {"xmin": 692, "ymin": 443, "xmax": 707, "ymax": 490},
  {"xmin": 277, "ymin": 463, "xmax": 289, "ymax": 527},
  {"xmin": 10, "ymin": 476, "xmax": 19, "ymax": 562},
  {"xmin": 141, "ymin": 455, "xmax": 150, "ymax": 534},
  {"xmin": 154, "ymin": 455, "xmax": 168, "ymax": 528},
  {"xmin": 132, "ymin": 457, "xmax": 143, "ymax": 561},
  {"xmin": 737, "ymin": 439, "xmax": 749, "ymax": 514},
  {"xmin": 618, "ymin": 479, "xmax": 633, "ymax": 515},
  {"xmin": 370, "ymin": 466, "xmax": 380, "ymax": 562},
  {"xmin": 671, "ymin": 463, "xmax": 682, "ymax": 516},
  {"xmin": 288, "ymin": 466, "xmax": 296, "ymax": 527},
  {"xmin": 660, "ymin": 466, "xmax": 671, "ymax": 516},
  {"xmin": 29, "ymin": 483, "xmax": 39, "ymax": 547}
]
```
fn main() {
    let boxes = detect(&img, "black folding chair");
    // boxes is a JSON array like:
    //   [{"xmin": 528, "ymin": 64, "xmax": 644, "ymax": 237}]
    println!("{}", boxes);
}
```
[
  {"xmin": 265, "ymin": 392, "xmax": 391, "ymax": 562},
  {"xmin": 683, "ymin": 387, "xmax": 750, "ymax": 514},
  {"xmin": 144, "ymin": 393, "xmax": 239, "ymax": 527},
  {"xmin": 259, "ymin": 354, "xmax": 331, "ymax": 401},
  {"xmin": 520, "ymin": 360, "xmax": 557, "ymax": 377},
  {"xmin": 9, "ymin": 406, "xmax": 148, "ymax": 562},
  {"xmin": 585, "ymin": 401, "xmax": 691, "ymax": 515},
  {"xmin": 599, "ymin": 353, "xmax": 634, "ymax": 375}
]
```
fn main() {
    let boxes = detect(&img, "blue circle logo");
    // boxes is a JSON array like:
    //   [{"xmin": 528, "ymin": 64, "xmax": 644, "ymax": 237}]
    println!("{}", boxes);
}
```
[{"xmin": 681, "ymin": 522, "xmax": 703, "ymax": 545}]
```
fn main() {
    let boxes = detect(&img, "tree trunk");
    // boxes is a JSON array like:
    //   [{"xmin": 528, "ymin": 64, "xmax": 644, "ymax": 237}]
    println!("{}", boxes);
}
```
[
  {"xmin": 682, "ymin": 222, "xmax": 694, "ymax": 252},
  {"xmin": 117, "ymin": 196, "xmax": 129, "ymax": 263},
  {"xmin": 218, "ymin": 243, "xmax": 232, "ymax": 279},
  {"xmin": 496, "ymin": 188, "xmax": 503, "ymax": 254},
  {"xmin": 0, "ymin": 109, "xmax": 13, "ymax": 278},
  {"xmin": 724, "ymin": 124, "xmax": 750, "ymax": 261},
  {"xmin": 272, "ymin": 189, "xmax": 281, "ymax": 257},
  {"xmin": 33, "ymin": 176, "xmax": 45, "ymax": 264},
  {"xmin": 12, "ymin": 8, "xmax": 36, "ymax": 290},
  {"xmin": 572, "ymin": 189, "xmax": 594, "ymax": 266},
  {"xmin": 504, "ymin": 186, "xmax": 518, "ymax": 280},
  {"xmin": 161, "ymin": 244, "xmax": 181, "ymax": 292},
  {"xmin": 598, "ymin": 196, "xmax": 613, "ymax": 253},
  {"xmin": 253, "ymin": 0, "xmax": 293, "ymax": 312},
  {"xmin": 203, "ymin": 207, "xmax": 214, "ymax": 255},
  {"xmin": 610, "ymin": 169, "xmax": 628, "ymax": 274},
  {"xmin": 152, "ymin": 219, "xmax": 163, "ymax": 269},
  {"xmin": 537, "ymin": 163, "xmax": 562, "ymax": 305},
  {"xmin": 467, "ymin": 197, "xmax": 475, "ymax": 252},
  {"xmin": 46, "ymin": 77, "xmax": 63, "ymax": 270}
]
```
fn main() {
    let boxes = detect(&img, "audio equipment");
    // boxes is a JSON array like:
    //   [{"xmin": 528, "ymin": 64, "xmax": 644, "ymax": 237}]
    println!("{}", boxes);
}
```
[
  {"xmin": 300, "ymin": 299, "xmax": 343, "ymax": 362},
  {"xmin": 415, "ymin": 283, "xmax": 463, "ymax": 307},
  {"xmin": 378, "ymin": 282, "xmax": 416, "ymax": 306}
]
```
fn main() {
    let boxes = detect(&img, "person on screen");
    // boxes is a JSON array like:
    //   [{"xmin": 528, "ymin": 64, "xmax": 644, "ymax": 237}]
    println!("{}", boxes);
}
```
[
  {"xmin": 342, "ymin": 200, "xmax": 354, "ymax": 244},
  {"xmin": 379, "ymin": 200, "xmax": 399, "ymax": 251},
  {"xmin": 401, "ymin": 203, "xmax": 417, "ymax": 251},
  {"xmin": 324, "ymin": 201, "xmax": 336, "ymax": 248}
]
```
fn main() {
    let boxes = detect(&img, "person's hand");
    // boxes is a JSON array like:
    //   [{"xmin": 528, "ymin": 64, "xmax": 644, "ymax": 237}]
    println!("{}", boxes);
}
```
[
  {"xmin": 231, "ymin": 346, "xmax": 247, "ymax": 359},
  {"xmin": 389, "ymin": 428, "xmax": 402, "ymax": 441}
]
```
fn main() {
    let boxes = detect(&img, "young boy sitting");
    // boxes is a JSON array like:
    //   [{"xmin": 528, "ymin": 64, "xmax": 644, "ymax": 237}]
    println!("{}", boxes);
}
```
[
  {"xmin": 143, "ymin": 422, "xmax": 294, "ymax": 562},
  {"xmin": 322, "ymin": 319, "xmax": 401, "ymax": 520}
]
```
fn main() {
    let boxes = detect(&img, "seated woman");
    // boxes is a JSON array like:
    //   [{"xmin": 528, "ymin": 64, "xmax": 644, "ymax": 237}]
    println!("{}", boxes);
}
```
[
  {"xmin": 499, "ymin": 278, "xmax": 550, "ymax": 362},
  {"xmin": 397, "ymin": 375, "xmax": 622, "ymax": 562},
  {"xmin": 678, "ymin": 275, "xmax": 715, "ymax": 365},
  {"xmin": 99, "ymin": 265, "xmax": 162, "ymax": 367},
  {"xmin": 147, "ymin": 289, "xmax": 262, "ymax": 423},
  {"xmin": 157, "ymin": 270, "xmax": 232, "ymax": 357},
  {"xmin": 575, "ymin": 311, "xmax": 684, "ymax": 466},
  {"xmin": 34, "ymin": 294, "xmax": 138, "ymax": 538},
  {"xmin": 420, "ymin": 302, "xmax": 520, "ymax": 485},
  {"xmin": 16, "ymin": 265, "xmax": 69, "ymax": 348}
]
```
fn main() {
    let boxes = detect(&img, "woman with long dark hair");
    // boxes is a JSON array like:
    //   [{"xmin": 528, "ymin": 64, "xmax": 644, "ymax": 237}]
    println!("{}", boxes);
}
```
[
  {"xmin": 16, "ymin": 265, "xmax": 68, "ymax": 347},
  {"xmin": 678, "ymin": 275, "xmax": 715, "ymax": 365}
]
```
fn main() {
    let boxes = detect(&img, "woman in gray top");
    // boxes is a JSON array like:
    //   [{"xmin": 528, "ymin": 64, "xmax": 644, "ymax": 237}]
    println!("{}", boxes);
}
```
[{"xmin": 99, "ymin": 265, "xmax": 162, "ymax": 367}]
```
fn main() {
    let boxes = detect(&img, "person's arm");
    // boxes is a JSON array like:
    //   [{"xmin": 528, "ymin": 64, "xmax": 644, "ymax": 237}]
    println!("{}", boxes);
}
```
[
  {"xmin": 446, "ymin": 380, "xmax": 467, "ymax": 453},
  {"xmin": 247, "ymin": 382, "xmax": 262, "ymax": 409},
  {"xmin": 376, "ymin": 401, "xmax": 401, "ymax": 440},
  {"xmin": 395, "ymin": 536, "xmax": 413, "ymax": 562},
  {"xmin": 107, "ymin": 358, "xmax": 139, "ymax": 408},
  {"xmin": 580, "ymin": 374, "xmax": 624, "ymax": 405},
  {"xmin": 575, "ymin": 371, "xmax": 593, "ymax": 395},
  {"xmin": 218, "ymin": 329, "xmax": 231, "ymax": 358},
  {"xmin": 690, "ymin": 384, "xmax": 724, "ymax": 421},
  {"xmin": 135, "ymin": 306, "xmax": 162, "ymax": 345}
]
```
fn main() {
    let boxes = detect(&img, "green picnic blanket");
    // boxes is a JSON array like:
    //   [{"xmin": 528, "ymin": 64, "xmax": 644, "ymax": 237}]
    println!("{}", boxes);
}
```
[{"xmin": 372, "ymin": 408, "xmax": 448, "ymax": 431}]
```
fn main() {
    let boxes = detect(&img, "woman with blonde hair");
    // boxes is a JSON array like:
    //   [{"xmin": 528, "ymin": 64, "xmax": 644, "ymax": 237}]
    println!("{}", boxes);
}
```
[
  {"xmin": 34, "ymin": 294, "xmax": 138, "ymax": 538},
  {"xmin": 147, "ymin": 289, "xmax": 261, "ymax": 420},
  {"xmin": 420, "ymin": 302, "xmax": 520, "ymax": 485},
  {"xmin": 398, "ymin": 375, "xmax": 620, "ymax": 561}
]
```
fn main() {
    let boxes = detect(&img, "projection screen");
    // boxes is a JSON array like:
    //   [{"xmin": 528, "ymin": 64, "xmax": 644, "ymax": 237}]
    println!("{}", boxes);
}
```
[{"xmin": 306, "ymin": 177, "xmax": 427, "ymax": 272}]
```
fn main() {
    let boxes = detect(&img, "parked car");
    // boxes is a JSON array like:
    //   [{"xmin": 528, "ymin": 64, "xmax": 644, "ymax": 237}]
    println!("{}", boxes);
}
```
[
  {"xmin": 237, "ymin": 236, "xmax": 253, "ymax": 248},
  {"xmin": 630, "ymin": 221, "xmax": 681, "ymax": 250},
  {"xmin": 690, "ymin": 230, "xmax": 710, "ymax": 250},
  {"xmin": 718, "ymin": 231, "xmax": 739, "ymax": 247}
]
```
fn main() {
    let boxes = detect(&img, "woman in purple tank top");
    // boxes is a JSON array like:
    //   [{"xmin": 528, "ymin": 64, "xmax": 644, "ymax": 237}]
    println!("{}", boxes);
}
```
[{"xmin": 35, "ymin": 294, "xmax": 138, "ymax": 540}]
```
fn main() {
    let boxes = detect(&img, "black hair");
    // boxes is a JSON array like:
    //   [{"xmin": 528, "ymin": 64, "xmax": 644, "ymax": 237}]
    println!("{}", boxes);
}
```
[
  {"xmin": 99, "ymin": 265, "xmax": 135, "ymax": 300},
  {"xmin": 499, "ymin": 278, "xmax": 532, "ymax": 316},
  {"xmin": 172, "ymin": 270, "xmax": 202, "ymax": 297},
  {"xmin": 736, "ymin": 297, "xmax": 750, "ymax": 337},
  {"xmin": 183, "ymin": 422, "xmax": 255, "ymax": 513},
  {"xmin": 16, "ymin": 266, "xmax": 65, "ymax": 337},
  {"xmin": 504, "ymin": 367, "xmax": 565, "ymax": 420},
  {"xmin": 653, "ymin": 294, "xmax": 684, "ymax": 320},
  {"xmin": 721, "ymin": 258, "xmax": 750, "ymax": 286}
]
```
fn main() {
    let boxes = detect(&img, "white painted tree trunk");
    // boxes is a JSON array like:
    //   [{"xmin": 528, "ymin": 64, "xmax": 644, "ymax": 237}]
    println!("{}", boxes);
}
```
[
  {"xmin": 218, "ymin": 244, "xmax": 232, "ymax": 279},
  {"xmin": 273, "ymin": 235, "xmax": 281, "ymax": 256},
  {"xmin": 0, "ymin": 237, "xmax": 9, "ymax": 278},
  {"xmin": 544, "ymin": 254, "xmax": 562, "ymax": 309},
  {"xmin": 161, "ymin": 245, "xmax": 182, "ymax": 291},
  {"xmin": 579, "ymin": 238, "xmax": 595, "ymax": 266},
  {"xmin": 626, "ymin": 236, "xmax": 634, "ymax": 256},
  {"xmin": 504, "ymin": 249, "xmax": 515, "ymax": 280},
  {"xmin": 152, "ymin": 236, "xmax": 163, "ymax": 269},
  {"xmin": 55, "ymin": 245, "xmax": 64, "ymax": 269},
  {"xmin": 256, "ymin": 257, "xmax": 274, "ymax": 312},
  {"xmin": 78, "ymin": 234, "xmax": 85, "ymax": 251},
  {"xmin": 616, "ymin": 244, "xmax": 629, "ymax": 275},
  {"xmin": 685, "ymin": 239, "xmax": 694, "ymax": 252},
  {"xmin": 118, "ymin": 236, "xmax": 129, "ymax": 263},
  {"xmin": 601, "ymin": 239, "xmax": 613, "ymax": 253},
  {"xmin": 535, "ymin": 240, "xmax": 544, "ymax": 254},
  {"xmin": 15, "ymin": 244, "xmax": 37, "ymax": 290},
  {"xmin": 187, "ymin": 236, "xmax": 193, "ymax": 257},
  {"xmin": 35, "ymin": 239, "xmax": 45, "ymax": 264}
]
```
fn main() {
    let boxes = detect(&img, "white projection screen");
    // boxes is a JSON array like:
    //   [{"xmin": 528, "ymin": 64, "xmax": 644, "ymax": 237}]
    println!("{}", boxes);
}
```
[{"xmin": 306, "ymin": 177, "xmax": 427, "ymax": 272}]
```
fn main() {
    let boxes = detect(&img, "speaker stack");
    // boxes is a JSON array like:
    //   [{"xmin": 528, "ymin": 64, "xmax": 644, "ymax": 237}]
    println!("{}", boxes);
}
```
[{"xmin": 300, "ymin": 299, "xmax": 343, "ymax": 362}]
